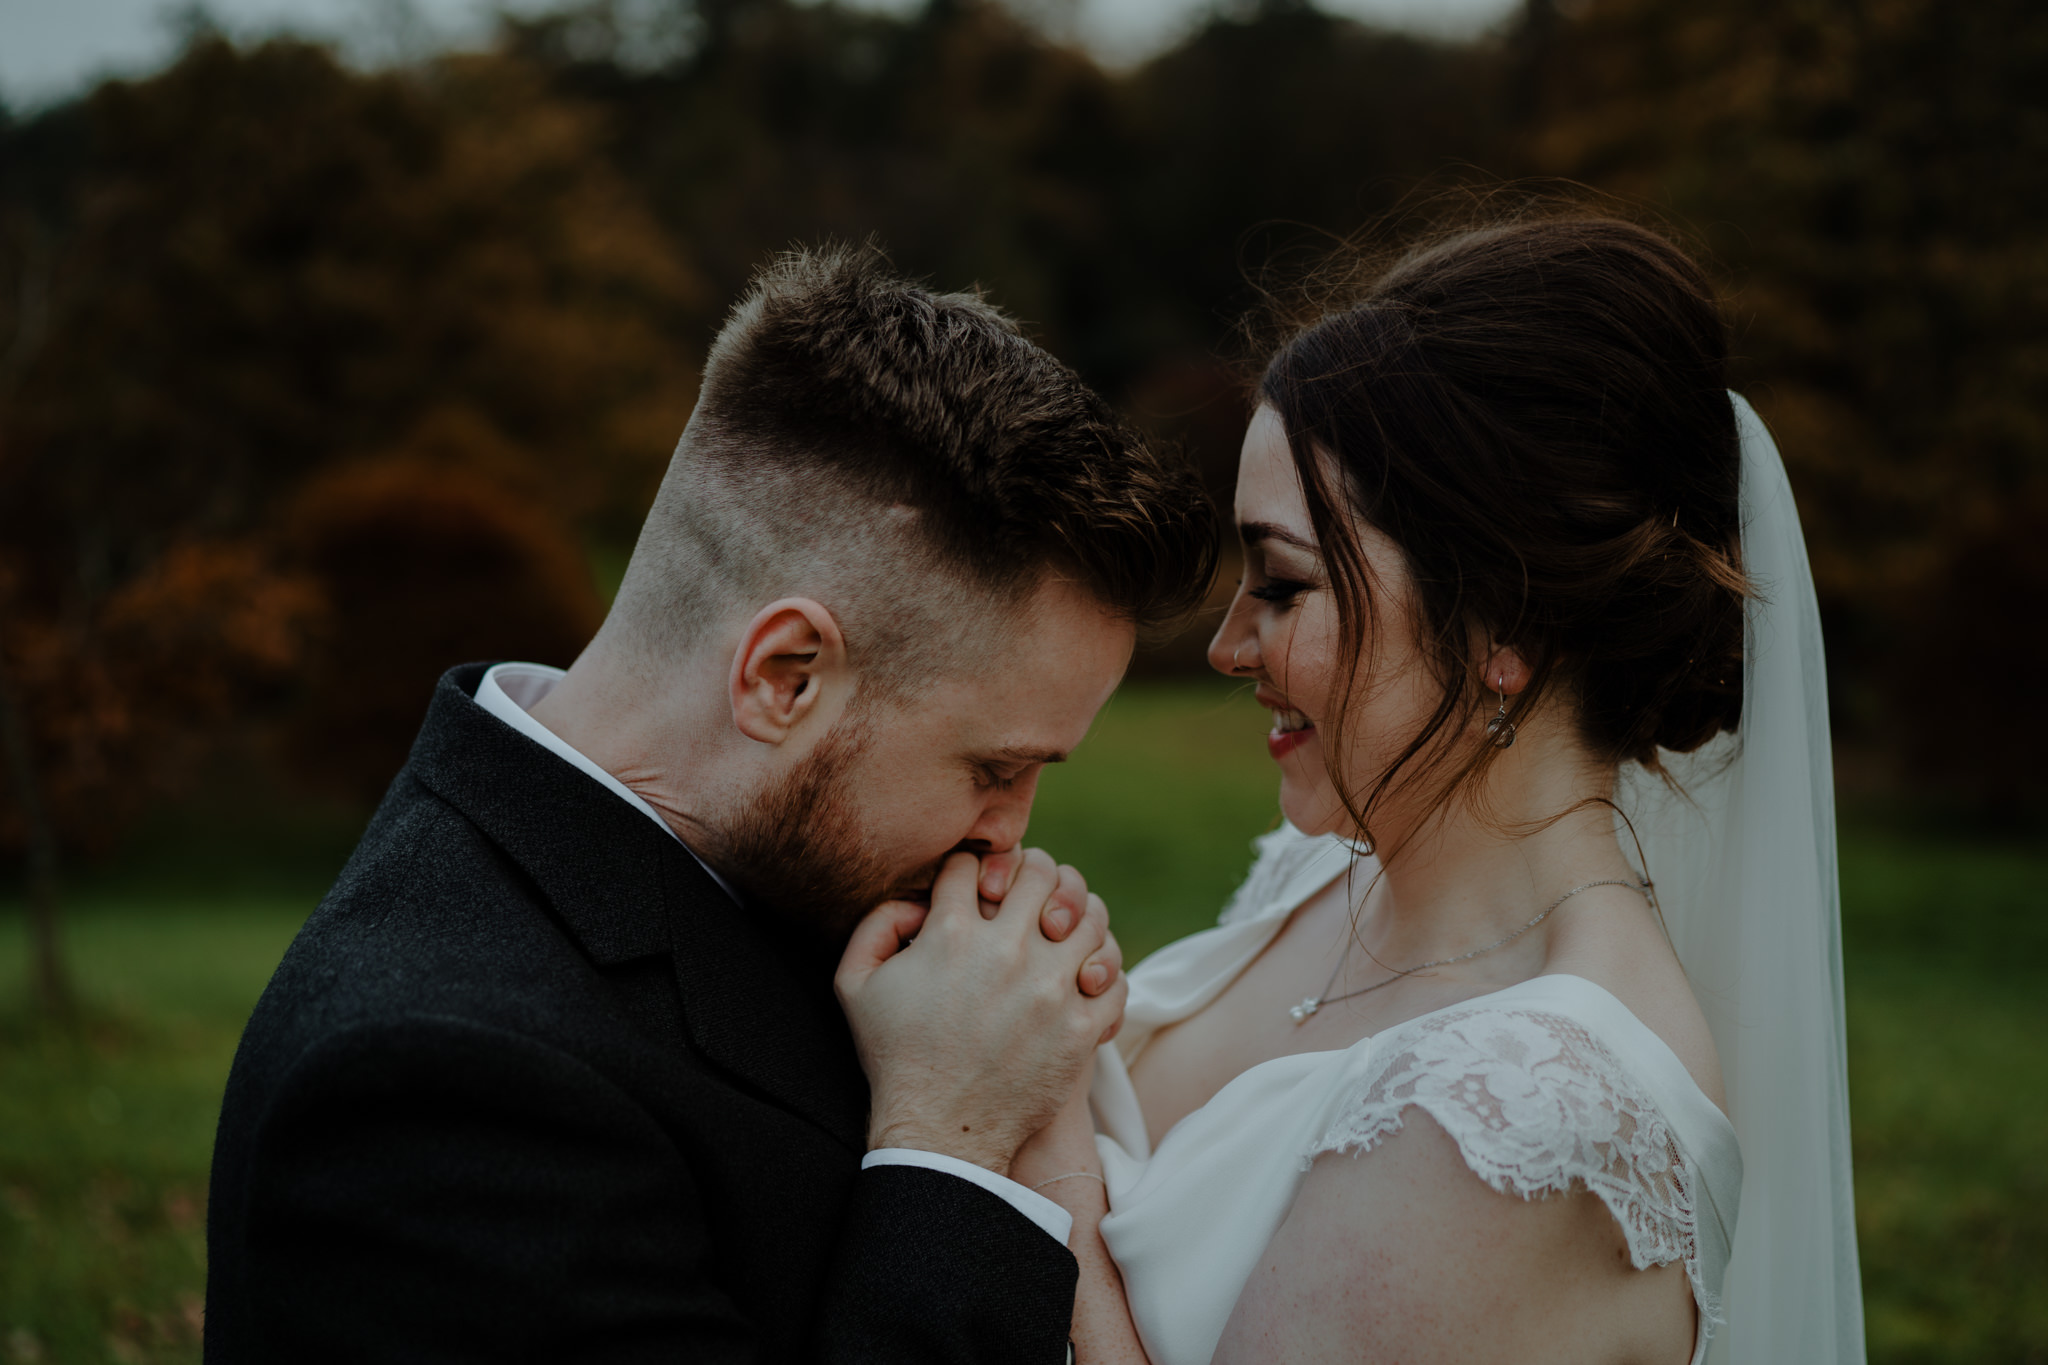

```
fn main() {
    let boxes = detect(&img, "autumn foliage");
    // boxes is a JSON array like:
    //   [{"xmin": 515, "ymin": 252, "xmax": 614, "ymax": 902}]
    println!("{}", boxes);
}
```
[
  {"xmin": 0, "ymin": 0, "xmax": 2041, "ymax": 905},
  {"xmin": 282, "ymin": 454, "xmax": 605, "ymax": 805},
  {"xmin": 0, "ymin": 37, "xmax": 697, "ymax": 879}
]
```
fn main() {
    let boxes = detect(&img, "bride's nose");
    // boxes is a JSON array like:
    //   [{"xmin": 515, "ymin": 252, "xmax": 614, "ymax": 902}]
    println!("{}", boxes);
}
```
[{"xmin": 1208, "ymin": 613, "xmax": 1261, "ymax": 677}]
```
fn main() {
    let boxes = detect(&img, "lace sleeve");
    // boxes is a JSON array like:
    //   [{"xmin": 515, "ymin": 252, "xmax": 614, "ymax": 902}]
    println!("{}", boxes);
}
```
[{"xmin": 1304, "ymin": 1005, "xmax": 1719, "ymax": 1333}]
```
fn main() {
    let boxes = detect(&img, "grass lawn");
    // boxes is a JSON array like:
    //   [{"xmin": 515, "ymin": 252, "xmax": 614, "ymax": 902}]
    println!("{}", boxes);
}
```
[{"xmin": 2, "ymin": 679, "xmax": 2043, "ymax": 1363}]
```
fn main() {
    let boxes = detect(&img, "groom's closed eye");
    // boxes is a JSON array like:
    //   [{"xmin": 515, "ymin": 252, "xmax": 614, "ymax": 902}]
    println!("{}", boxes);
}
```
[
  {"xmin": 973, "ymin": 763, "xmax": 1026, "ymax": 791},
  {"xmin": 969, "ymin": 746, "xmax": 1067, "ymax": 790}
]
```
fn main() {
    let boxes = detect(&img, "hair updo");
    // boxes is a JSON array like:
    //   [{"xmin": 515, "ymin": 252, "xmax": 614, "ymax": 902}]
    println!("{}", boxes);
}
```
[{"xmin": 1259, "ymin": 214, "xmax": 1751, "ymax": 835}]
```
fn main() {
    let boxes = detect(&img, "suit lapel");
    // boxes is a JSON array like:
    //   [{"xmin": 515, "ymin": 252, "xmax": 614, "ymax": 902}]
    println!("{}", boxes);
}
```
[
  {"xmin": 661, "ymin": 852, "xmax": 869, "ymax": 1154},
  {"xmin": 410, "ymin": 664, "xmax": 869, "ymax": 1155}
]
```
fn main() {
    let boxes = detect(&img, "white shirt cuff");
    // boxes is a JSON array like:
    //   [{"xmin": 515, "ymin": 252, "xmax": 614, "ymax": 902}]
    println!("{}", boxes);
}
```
[{"xmin": 861, "ymin": 1148, "xmax": 1074, "ymax": 1246}]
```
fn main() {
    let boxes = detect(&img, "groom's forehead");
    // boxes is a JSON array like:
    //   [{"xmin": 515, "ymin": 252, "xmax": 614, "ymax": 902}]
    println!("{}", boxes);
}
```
[{"xmin": 885, "ymin": 671, "xmax": 1090, "ymax": 756}]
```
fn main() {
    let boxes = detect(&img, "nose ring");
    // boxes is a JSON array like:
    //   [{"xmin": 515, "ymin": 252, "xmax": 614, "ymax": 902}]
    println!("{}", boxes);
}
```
[{"xmin": 1232, "ymin": 643, "xmax": 1251, "ymax": 671}]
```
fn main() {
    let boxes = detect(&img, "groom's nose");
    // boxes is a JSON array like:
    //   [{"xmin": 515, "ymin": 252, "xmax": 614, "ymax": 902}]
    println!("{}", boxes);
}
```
[{"xmin": 964, "ymin": 773, "xmax": 1038, "ymax": 852}]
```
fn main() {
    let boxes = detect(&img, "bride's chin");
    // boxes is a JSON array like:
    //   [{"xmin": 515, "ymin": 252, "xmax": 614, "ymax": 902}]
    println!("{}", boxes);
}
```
[{"xmin": 1278, "ymin": 774, "xmax": 1349, "ymax": 839}]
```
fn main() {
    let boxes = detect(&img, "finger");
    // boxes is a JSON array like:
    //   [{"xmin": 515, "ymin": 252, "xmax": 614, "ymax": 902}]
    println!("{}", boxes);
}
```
[
  {"xmin": 977, "ymin": 846, "xmax": 1027, "ymax": 903},
  {"xmin": 996, "ymin": 848, "xmax": 1060, "ymax": 932},
  {"xmin": 1060, "ymin": 887, "xmax": 1110, "ymax": 969},
  {"xmin": 1039, "ymin": 863, "xmax": 1089, "ymax": 942},
  {"xmin": 926, "ymin": 851, "xmax": 986, "ymax": 926},
  {"xmin": 835, "ymin": 900, "xmax": 932, "ymax": 994},
  {"xmin": 1084, "ymin": 973, "xmax": 1130, "ymax": 1046},
  {"xmin": 1079, "ymin": 917, "xmax": 1123, "ymax": 998}
]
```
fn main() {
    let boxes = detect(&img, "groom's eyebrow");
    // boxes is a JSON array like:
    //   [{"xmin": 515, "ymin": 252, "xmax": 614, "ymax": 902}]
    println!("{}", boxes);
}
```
[
  {"xmin": 995, "ymin": 745, "xmax": 1069, "ymax": 765},
  {"xmin": 1238, "ymin": 521, "xmax": 1318, "ymax": 553}
]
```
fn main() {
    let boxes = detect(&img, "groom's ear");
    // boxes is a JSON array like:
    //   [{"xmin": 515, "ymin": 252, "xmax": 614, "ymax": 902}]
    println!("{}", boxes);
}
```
[{"xmin": 729, "ymin": 598, "xmax": 849, "ymax": 744}]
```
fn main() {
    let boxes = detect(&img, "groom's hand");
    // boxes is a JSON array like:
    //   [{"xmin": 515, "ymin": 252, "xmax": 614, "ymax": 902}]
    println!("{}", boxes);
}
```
[
  {"xmin": 836, "ymin": 849, "xmax": 1127, "ymax": 1175},
  {"xmin": 976, "ymin": 846, "xmax": 1124, "ymax": 998}
]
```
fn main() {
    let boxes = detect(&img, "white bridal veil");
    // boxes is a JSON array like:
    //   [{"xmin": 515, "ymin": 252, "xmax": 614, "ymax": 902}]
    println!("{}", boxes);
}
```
[{"xmin": 1615, "ymin": 393, "xmax": 1866, "ymax": 1364}]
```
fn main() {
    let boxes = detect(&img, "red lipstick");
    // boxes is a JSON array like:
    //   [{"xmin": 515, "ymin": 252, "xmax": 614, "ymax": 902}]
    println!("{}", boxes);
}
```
[{"xmin": 1266, "ymin": 722, "xmax": 1315, "ymax": 760}]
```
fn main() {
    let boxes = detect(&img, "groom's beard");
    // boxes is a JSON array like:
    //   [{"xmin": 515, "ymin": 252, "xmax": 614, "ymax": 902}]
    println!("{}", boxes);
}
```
[{"xmin": 711, "ymin": 714, "xmax": 906, "ymax": 937}]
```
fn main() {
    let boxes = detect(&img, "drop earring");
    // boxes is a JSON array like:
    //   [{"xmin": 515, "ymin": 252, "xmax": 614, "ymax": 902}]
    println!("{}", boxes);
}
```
[{"xmin": 1487, "ymin": 675, "xmax": 1517, "ymax": 749}]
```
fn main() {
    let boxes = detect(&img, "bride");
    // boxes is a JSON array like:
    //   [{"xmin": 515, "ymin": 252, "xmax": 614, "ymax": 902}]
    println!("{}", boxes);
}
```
[{"xmin": 1010, "ymin": 214, "xmax": 1864, "ymax": 1363}]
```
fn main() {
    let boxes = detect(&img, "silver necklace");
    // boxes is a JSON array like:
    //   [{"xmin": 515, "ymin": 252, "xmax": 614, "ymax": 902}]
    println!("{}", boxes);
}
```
[{"xmin": 1287, "ymin": 877, "xmax": 1650, "ymax": 1024}]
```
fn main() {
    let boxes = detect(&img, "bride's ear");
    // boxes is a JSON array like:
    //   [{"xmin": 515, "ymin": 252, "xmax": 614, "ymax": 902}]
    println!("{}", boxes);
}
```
[
  {"xmin": 729, "ymin": 598, "xmax": 849, "ymax": 744},
  {"xmin": 1478, "ymin": 643, "xmax": 1532, "ymax": 697}
]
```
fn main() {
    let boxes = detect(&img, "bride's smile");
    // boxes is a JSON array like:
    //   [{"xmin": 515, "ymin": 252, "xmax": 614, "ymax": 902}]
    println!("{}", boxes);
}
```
[{"xmin": 1256, "ymin": 690, "xmax": 1314, "ymax": 758}]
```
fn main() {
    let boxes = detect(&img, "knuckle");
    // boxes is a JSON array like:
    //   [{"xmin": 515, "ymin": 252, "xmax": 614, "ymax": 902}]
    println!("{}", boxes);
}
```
[{"xmin": 1070, "ymin": 1006, "xmax": 1105, "ymax": 1046}]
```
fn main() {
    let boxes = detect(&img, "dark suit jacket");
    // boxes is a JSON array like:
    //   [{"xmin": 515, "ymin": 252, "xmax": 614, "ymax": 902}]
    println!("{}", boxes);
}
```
[{"xmin": 205, "ymin": 663, "xmax": 1077, "ymax": 1363}]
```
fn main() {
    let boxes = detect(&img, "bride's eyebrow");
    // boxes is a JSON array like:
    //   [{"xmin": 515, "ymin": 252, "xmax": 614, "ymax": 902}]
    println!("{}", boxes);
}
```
[{"xmin": 1239, "ymin": 521, "xmax": 1320, "ymax": 555}]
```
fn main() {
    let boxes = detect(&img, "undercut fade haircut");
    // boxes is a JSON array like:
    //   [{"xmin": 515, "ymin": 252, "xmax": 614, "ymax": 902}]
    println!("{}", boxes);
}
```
[{"xmin": 610, "ymin": 242, "xmax": 1218, "ymax": 698}]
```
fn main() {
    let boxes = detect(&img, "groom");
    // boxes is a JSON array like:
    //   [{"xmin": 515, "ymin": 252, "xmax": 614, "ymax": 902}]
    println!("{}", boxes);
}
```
[{"xmin": 204, "ymin": 244, "xmax": 1217, "ymax": 1363}]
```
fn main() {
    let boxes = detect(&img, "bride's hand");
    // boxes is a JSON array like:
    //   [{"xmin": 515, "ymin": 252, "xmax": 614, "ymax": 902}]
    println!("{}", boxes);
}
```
[
  {"xmin": 1009, "ymin": 1051, "xmax": 1104, "ymax": 1202},
  {"xmin": 1016, "ymin": 1049, "xmax": 1155, "ymax": 1365}
]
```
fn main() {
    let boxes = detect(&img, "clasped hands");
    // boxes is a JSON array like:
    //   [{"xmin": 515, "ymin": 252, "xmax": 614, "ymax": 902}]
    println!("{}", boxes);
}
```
[{"xmin": 835, "ymin": 847, "xmax": 1122, "ymax": 1176}]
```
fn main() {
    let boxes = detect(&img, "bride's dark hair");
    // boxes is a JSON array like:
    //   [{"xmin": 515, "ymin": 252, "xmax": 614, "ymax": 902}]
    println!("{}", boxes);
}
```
[{"xmin": 1257, "ymin": 211, "xmax": 1751, "ymax": 846}]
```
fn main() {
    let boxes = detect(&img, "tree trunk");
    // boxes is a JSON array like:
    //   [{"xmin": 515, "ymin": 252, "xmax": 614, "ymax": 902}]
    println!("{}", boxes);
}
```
[
  {"xmin": 1, "ymin": 211, "xmax": 71, "ymax": 1015},
  {"xmin": 0, "ymin": 652, "xmax": 70, "ymax": 1017}
]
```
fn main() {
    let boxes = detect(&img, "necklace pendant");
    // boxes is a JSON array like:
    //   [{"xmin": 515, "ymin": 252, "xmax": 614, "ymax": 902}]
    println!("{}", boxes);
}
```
[{"xmin": 1289, "ymin": 997, "xmax": 1320, "ymax": 1025}]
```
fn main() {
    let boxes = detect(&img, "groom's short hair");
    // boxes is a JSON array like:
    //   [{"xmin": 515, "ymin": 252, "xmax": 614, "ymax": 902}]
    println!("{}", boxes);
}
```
[{"xmin": 611, "ymin": 242, "xmax": 1217, "ymax": 695}]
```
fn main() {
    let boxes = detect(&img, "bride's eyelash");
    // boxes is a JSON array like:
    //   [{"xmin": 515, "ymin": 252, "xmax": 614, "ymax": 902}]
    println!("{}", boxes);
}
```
[{"xmin": 1248, "ymin": 579, "xmax": 1310, "ymax": 605}]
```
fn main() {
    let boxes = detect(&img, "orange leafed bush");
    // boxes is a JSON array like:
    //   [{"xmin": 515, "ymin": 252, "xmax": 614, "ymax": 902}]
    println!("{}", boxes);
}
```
[
  {"xmin": 280, "ymin": 455, "xmax": 604, "ymax": 803},
  {"xmin": 0, "ymin": 543, "xmax": 319, "ymax": 857}
]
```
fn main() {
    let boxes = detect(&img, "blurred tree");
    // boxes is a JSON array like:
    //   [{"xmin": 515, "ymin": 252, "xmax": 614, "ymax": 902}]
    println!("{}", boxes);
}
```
[
  {"xmin": 512, "ymin": 0, "xmax": 1517, "ymax": 505},
  {"xmin": 1524, "ymin": 0, "xmax": 2048, "ymax": 800},
  {"xmin": 0, "ymin": 38, "xmax": 701, "ymax": 556},
  {"xmin": 1115, "ymin": 0, "xmax": 1514, "ymax": 367},
  {"xmin": 1, "ymin": 0, "xmax": 2037, "ymax": 964},
  {"xmin": 1108, "ymin": 1, "xmax": 1518, "ymax": 512},
  {"xmin": 281, "ymin": 450, "xmax": 605, "ymax": 805},
  {"xmin": 0, "ymin": 542, "xmax": 318, "ymax": 1009},
  {"xmin": 0, "ymin": 38, "xmax": 700, "ymax": 1001},
  {"xmin": 1891, "ymin": 489, "xmax": 2048, "ymax": 817},
  {"xmin": 514, "ymin": 0, "xmax": 1130, "ymax": 372}
]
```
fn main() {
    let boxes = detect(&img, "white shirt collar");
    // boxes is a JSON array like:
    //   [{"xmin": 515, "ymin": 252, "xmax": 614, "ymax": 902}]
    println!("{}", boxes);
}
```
[{"xmin": 474, "ymin": 662, "xmax": 741, "ymax": 903}]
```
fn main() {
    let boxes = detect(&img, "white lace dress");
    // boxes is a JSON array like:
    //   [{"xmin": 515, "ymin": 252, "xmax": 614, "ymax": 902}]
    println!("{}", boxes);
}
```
[{"xmin": 1090, "ymin": 825, "xmax": 1744, "ymax": 1365}]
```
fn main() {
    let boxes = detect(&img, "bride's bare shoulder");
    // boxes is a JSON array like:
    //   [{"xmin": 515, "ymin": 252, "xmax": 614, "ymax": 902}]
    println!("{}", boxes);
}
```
[
  {"xmin": 1545, "ymin": 896, "xmax": 1727, "ymax": 1112},
  {"xmin": 1213, "ymin": 1107, "xmax": 1695, "ymax": 1365}
]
